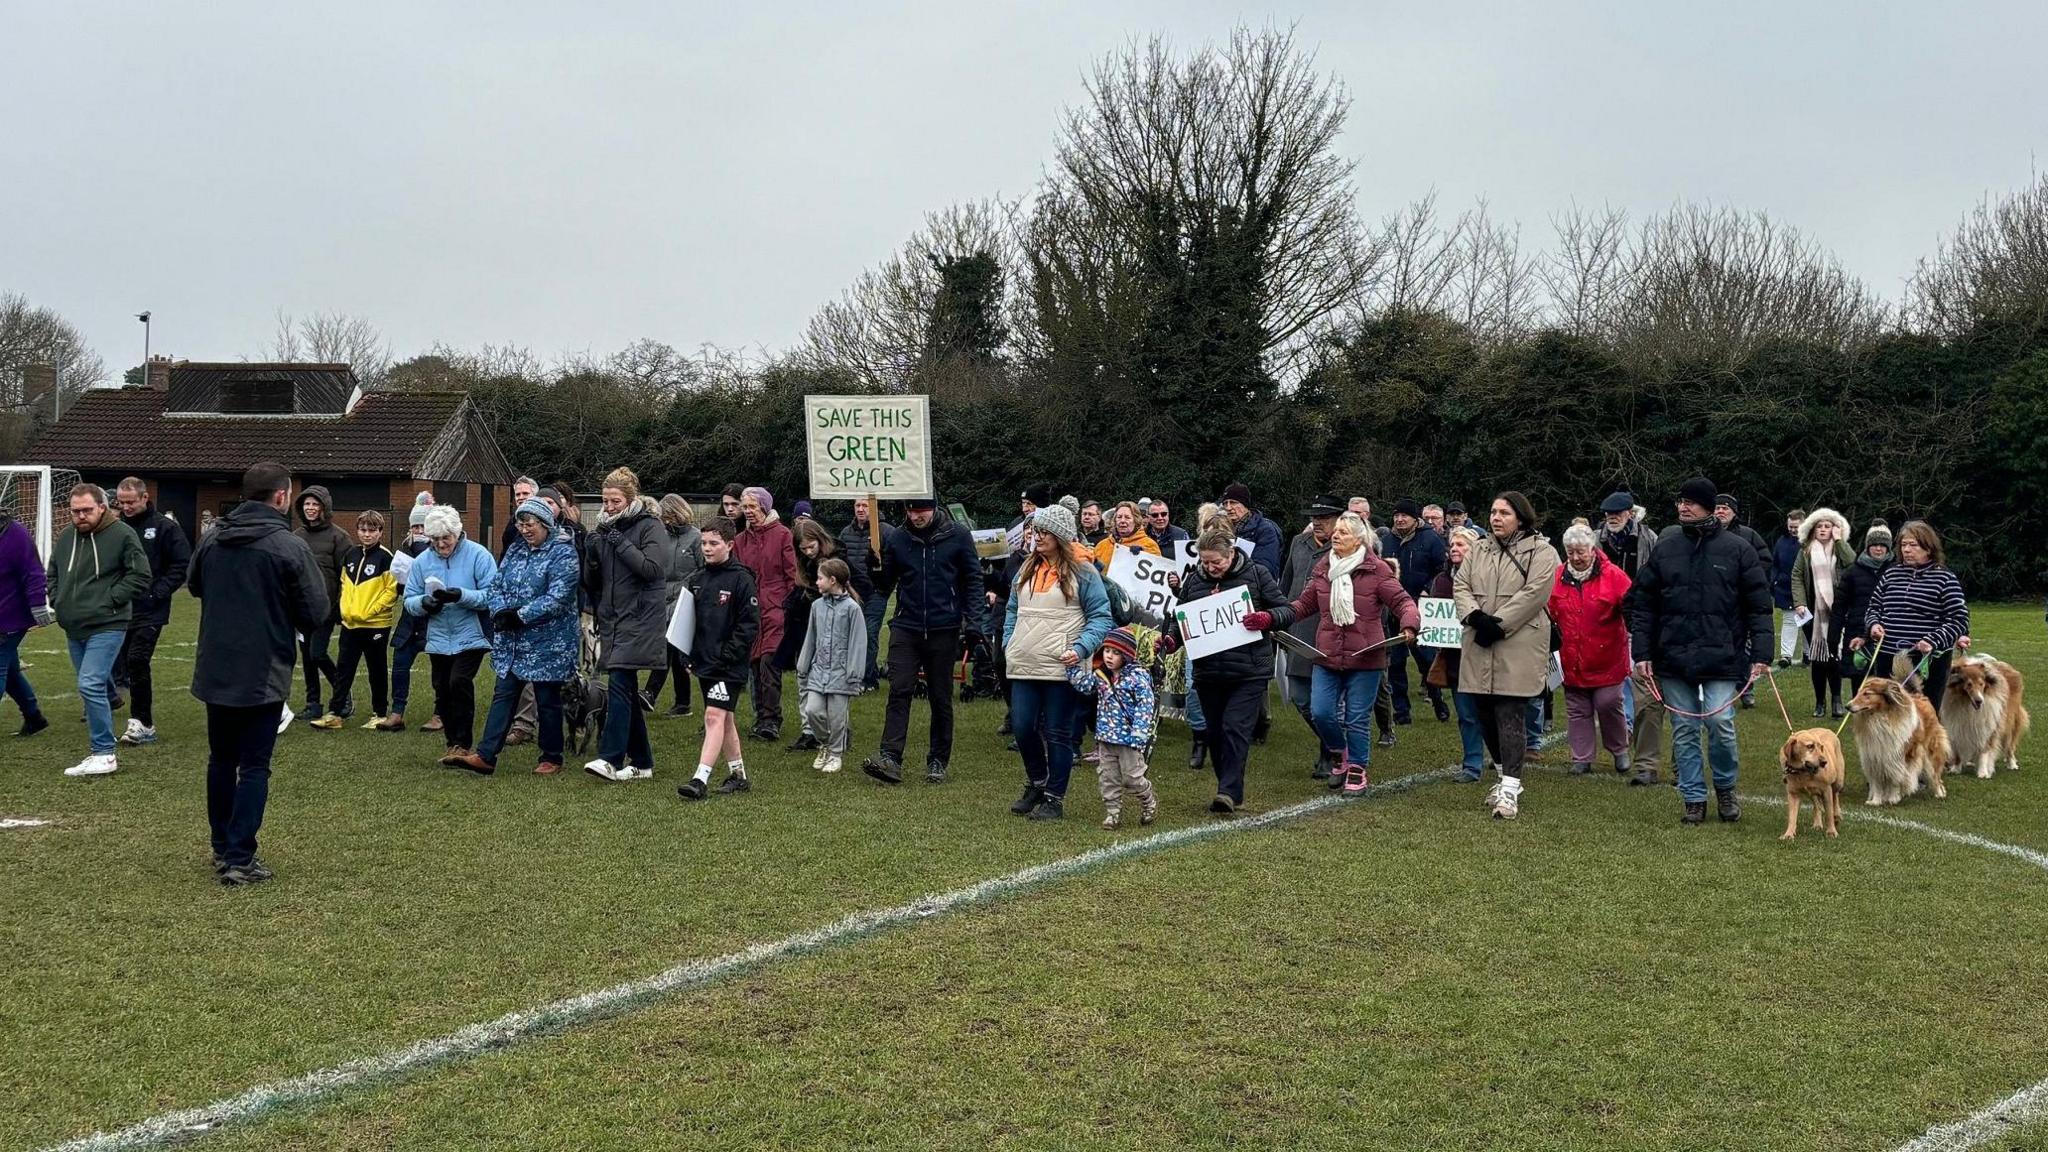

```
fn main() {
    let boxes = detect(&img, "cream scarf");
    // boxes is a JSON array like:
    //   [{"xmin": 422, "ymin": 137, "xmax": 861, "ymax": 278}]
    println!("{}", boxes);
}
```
[
  {"xmin": 1809, "ymin": 539, "xmax": 1837, "ymax": 635},
  {"xmin": 1328, "ymin": 544, "xmax": 1365, "ymax": 627}
]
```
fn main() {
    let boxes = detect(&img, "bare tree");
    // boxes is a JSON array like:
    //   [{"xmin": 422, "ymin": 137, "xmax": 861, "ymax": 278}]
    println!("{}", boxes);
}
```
[
  {"xmin": 266, "ymin": 310, "xmax": 392, "ymax": 387},
  {"xmin": 1362, "ymin": 195, "xmax": 1461, "ymax": 317},
  {"xmin": 801, "ymin": 199, "xmax": 1022, "ymax": 389},
  {"xmin": 1449, "ymin": 199, "xmax": 1541, "ymax": 346},
  {"xmin": 1908, "ymin": 173, "xmax": 2048, "ymax": 338},
  {"xmin": 1540, "ymin": 204, "xmax": 1632, "ymax": 337},
  {"xmin": 0, "ymin": 292, "xmax": 107, "ymax": 415},
  {"xmin": 1031, "ymin": 26, "xmax": 1373, "ymax": 381},
  {"xmin": 1605, "ymin": 204, "xmax": 1885, "ymax": 370}
]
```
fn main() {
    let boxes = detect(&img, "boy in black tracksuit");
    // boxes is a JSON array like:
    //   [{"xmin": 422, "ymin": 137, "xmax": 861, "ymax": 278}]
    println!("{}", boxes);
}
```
[{"xmin": 678, "ymin": 518, "xmax": 759, "ymax": 801}]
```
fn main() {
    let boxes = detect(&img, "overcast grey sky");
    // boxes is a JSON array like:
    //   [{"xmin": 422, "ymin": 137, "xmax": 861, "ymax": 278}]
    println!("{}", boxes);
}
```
[{"xmin": 5, "ymin": 1, "xmax": 2044, "ymax": 376}]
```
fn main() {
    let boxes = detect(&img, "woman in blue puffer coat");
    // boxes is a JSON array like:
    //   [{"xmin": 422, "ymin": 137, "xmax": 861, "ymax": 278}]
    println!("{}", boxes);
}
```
[{"xmin": 453, "ymin": 498, "xmax": 581, "ymax": 776}]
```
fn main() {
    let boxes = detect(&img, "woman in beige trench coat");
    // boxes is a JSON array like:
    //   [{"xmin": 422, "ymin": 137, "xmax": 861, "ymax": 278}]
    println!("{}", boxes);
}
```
[{"xmin": 1453, "ymin": 490, "xmax": 1561, "ymax": 821}]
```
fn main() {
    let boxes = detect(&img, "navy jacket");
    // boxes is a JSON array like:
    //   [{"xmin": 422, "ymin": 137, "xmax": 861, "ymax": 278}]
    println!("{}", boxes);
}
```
[
  {"xmin": 187, "ymin": 501, "xmax": 330, "ymax": 707},
  {"xmin": 871, "ymin": 514, "xmax": 981, "ymax": 635},
  {"xmin": 1379, "ymin": 525, "xmax": 1446, "ymax": 601},
  {"xmin": 1770, "ymin": 533, "xmax": 1800, "ymax": 610},
  {"xmin": 1627, "ymin": 516, "xmax": 1773, "ymax": 683},
  {"xmin": 1237, "ymin": 510, "xmax": 1285, "ymax": 578}
]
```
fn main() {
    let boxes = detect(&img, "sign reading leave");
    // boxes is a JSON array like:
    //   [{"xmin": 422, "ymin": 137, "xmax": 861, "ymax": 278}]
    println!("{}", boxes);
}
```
[
  {"xmin": 1417, "ymin": 596, "xmax": 1462, "ymax": 649},
  {"xmin": 804, "ymin": 395, "xmax": 934, "ymax": 500},
  {"xmin": 1175, "ymin": 586, "xmax": 1258, "ymax": 661}
]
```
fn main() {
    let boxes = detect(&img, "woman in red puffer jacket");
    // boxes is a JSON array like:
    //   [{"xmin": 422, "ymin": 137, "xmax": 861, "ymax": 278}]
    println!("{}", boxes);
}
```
[{"xmin": 1547, "ymin": 523, "xmax": 1632, "ymax": 776}]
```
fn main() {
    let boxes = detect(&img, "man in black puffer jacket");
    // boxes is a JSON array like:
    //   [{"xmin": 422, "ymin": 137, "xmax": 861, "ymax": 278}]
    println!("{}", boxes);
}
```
[
  {"xmin": 1628, "ymin": 476, "xmax": 1773, "ymax": 827},
  {"xmin": 864, "ymin": 498, "xmax": 980, "ymax": 785},
  {"xmin": 1163, "ymin": 529, "xmax": 1296, "ymax": 814},
  {"xmin": 112, "ymin": 477, "xmax": 190, "ymax": 744}
]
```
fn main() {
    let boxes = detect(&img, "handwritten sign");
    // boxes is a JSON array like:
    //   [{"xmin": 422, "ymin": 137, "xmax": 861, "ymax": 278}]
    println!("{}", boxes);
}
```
[
  {"xmin": 665, "ymin": 588, "xmax": 696, "ymax": 656},
  {"xmin": 1107, "ymin": 547, "xmax": 1181, "ymax": 622},
  {"xmin": 1175, "ymin": 586, "xmax": 1258, "ymax": 661},
  {"xmin": 803, "ymin": 395, "xmax": 933, "ymax": 500},
  {"xmin": 1417, "ymin": 596, "xmax": 1461, "ymax": 649}
]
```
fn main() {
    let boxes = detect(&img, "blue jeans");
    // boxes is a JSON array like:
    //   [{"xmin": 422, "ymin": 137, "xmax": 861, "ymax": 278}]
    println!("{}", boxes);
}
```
[
  {"xmin": 1526, "ymin": 696, "xmax": 1545, "ymax": 745},
  {"xmin": 1183, "ymin": 673, "xmax": 1207, "ymax": 732},
  {"xmin": 477, "ymin": 676, "xmax": 563, "ymax": 765},
  {"xmin": 391, "ymin": 636, "xmax": 426, "ymax": 716},
  {"xmin": 861, "ymin": 594, "xmax": 887, "ymax": 686},
  {"xmin": 1310, "ymin": 666, "xmax": 1383, "ymax": 768},
  {"xmin": 1659, "ymin": 678, "xmax": 1740, "ymax": 803},
  {"xmin": 1452, "ymin": 691, "xmax": 1486, "ymax": 780},
  {"xmin": 68, "ymin": 629, "xmax": 125, "ymax": 754},
  {"xmin": 1011, "ymin": 678, "xmax": 1078, "ymax": 799},
  {"xmin": 1, "ymin": 630, "xmax": 40, "ymax": 720}
]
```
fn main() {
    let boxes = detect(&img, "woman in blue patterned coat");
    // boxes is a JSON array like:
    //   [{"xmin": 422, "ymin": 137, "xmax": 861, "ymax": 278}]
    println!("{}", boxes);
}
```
[{"xmin": 453, "ymin": 498, "xmax": 583, "ymax": 776}]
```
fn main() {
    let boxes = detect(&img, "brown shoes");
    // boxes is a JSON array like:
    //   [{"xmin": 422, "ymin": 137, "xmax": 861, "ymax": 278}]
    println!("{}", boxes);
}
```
[
  {"xmin": 444, "ymin": 750, "xmax": 494, "ymax": 775},
  {"xmin": 422, "ymin": 716, "xmax": 444, "ymax": 733},
  {"xmin": 534, "ymin": 760, "xmax": 561, "ymax": 776}
]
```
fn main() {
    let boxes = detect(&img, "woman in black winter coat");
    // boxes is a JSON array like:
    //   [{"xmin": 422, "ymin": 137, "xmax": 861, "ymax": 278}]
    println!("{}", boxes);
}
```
[
  {"xmin": 580, "ymin": 467, "xmax": 671, "ymax": 780},
  {"xmin": 1163, "ymin": 526, "xmax": 1295, "ymax": 814}
]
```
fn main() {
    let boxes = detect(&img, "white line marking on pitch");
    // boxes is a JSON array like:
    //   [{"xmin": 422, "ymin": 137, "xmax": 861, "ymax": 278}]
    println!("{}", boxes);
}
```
[
  {"xmin": 1, "ymin": 818, "xmax": 52, "ymax": 829},
  {"xmin": 35, "ymin": 766, "xmax": 1463, "ymax": 1151},
  {"xmin": 1745, "ymin": 792, "xmax": 2048, "ymax": 1149}
]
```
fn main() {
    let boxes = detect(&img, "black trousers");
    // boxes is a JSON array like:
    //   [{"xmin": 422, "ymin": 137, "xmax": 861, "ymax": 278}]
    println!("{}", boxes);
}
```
[
  {"xmin": 600, "ymin": 669, "xmax": 654, "ymax": 768},
  {"xmin": 881, "ymin": 626, "xmax": 960, "ymax": 766},
  {"xmin": 1196, "ymin": 677, "xmax": 1266, "ymax": 806},
  {"xmin": 1385, "ymin": 642, "xmax": 1442, "ymax": 720},
  {"xmin": 299, "ymin": 620, "xmax": 340, "ymax": 709},
  {"xmin": 644, "ymin": 642, "xmax": 693, "ymax": 713},
  {"xmin": 118, "ymin": 624, "xmax": 163, "ymax": 726},
  {"xmin": 429, "ymin": 649, "xmax": 486, "ymax": 749},
  {"xmin": 1472, "ymin": 693, "xmax": 1531, "ymax": 778},
  {"xmin": 332, "ymin": 627, "xmax": 390, "ymax": 717},
  {"xmin": 206, "ymin": 701, "xmax": 284, "ymax": 868},
  {"xmin": 751, "ymin": 653, "xmax": 784, "ymax": 733}
]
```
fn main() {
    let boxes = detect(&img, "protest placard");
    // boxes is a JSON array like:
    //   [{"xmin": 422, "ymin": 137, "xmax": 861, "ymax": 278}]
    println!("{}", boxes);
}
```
[
  {"xmin": 1174, "ymin": 586, "xmax": 1258, "ymax": 661},
  {"xmin": 1417, "ymin": 596, "xmax": 1462, "ymax": 649},
  {"xmin": 802, "ymin": 395, "xmax": 933, "ymax": 500},
  {"xmin": 1107, "ymin": 547, "xmax": 1181, "ymax": 621}
]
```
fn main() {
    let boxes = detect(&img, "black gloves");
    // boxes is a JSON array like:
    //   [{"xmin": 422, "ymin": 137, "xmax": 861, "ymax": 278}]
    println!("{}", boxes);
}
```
[
  {"xmin": 1466, "ymin": 611, "xmax": 1504, "ymax": 648},
  {"xmin": 492, "ymin": 608, "xmax": 524, "ymax": 633},
  {"xmin": 431, "ymin": 587, "xmax": 462, "ymax": 604}
]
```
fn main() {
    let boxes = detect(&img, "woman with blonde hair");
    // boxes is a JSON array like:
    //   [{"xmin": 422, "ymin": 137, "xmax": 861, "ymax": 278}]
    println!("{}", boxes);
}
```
[
  {"xmin": 1790, "ymin": 507, "xmax": 1853, "ymax": 716},
  {"xmin": 1002, "ymin": 504, "xmax": 1115, "ymax": 822}
]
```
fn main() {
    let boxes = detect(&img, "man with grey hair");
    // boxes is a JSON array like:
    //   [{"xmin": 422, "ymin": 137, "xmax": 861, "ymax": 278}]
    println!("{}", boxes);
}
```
[{"xmin": 1422, "ymin": 503, "xmax": 1445, "ymax": 538}]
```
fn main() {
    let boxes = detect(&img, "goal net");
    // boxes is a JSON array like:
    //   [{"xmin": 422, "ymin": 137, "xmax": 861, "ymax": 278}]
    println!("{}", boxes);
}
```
[{"xmin": 0, "ymin": 465, "xmax": 83, "ymax": 564}]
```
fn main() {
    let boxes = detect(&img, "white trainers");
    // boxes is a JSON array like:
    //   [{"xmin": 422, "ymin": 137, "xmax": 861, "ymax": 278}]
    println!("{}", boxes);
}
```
[
  {"xmin": 820, "ymin": 753, "xmax": 843, "ymax": 773},
  {"xmin": 615, "ymin": 765, "xmax": 651, "ymax": 781},
  {"xmin": 1482, "ymin": 779, "xmax": 1504, "ymax": 811},
  {"xmin": 583, "ymin": 758, "xmax": 620, "ymax": 781},
  {"xmin": 1491, "ymin": 778, "xmax": 1523, "ymax": 821},
  {"xmin": 276, "ymin": 704, "xmax": 295, "ymax": 735},
  {"xmin": 812, "ymin": 749, "xmax": 829, "ymax": 771},
  {"xmin": 64, "ymin": 753, "xmax": 119, "ymax": 777}
]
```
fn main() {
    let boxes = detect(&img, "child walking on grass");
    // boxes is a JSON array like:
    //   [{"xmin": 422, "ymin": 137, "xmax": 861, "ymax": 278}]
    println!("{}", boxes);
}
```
[
  {"xmin": 796, "ymin": 558, "xmax": 866, "ymax": 774},
  {"xmin": 1066, "ymin": 627, "xmax": 1158, "ymax": 829},
  {"xmin": 678, "ymin": 517, "xmax": 760, "ymax": 802}
]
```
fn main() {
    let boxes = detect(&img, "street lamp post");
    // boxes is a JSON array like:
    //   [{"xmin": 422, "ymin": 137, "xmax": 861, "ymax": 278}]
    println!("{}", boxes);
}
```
[{"xmin": 136, "ymin": 312, "xmax": 151, "ymax": 389}]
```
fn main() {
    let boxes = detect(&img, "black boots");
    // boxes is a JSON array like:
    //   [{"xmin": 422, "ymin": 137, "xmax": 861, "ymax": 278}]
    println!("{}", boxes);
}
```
[
  {"xmin": 1011, "ymin": 784, "xmax": 1043, "ymax": 815},
  {"xmin": 1188, "ymin": 741, "xmax": 1207, "ymax": 771},
  {"xmin": 1715, "ymin": 788, "xmax": 1740, "ymax": 823}
]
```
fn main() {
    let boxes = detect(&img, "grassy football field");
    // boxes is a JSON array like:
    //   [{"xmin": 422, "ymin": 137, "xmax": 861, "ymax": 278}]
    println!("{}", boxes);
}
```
[{"xmin": 4, "ymin": 605, "xmax": 2047, "ymax": 1151}]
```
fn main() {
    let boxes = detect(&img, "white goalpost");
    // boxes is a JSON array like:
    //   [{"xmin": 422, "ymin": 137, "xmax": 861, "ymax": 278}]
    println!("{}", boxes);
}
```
[{"xmin": 0, "ymin": 465, "xmax": 82, "ymax": 563}]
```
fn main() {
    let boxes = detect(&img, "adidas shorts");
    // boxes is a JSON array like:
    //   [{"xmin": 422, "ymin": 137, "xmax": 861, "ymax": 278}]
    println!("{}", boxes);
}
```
[{"xmin": 699, "ymin": 678, "xmax": 745, "ymax": 713}]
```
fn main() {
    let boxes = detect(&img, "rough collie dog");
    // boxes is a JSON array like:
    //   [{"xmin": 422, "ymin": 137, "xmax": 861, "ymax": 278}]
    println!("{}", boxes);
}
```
[
  {"xmin": 1847, "ymin": 677, "xmax": 1951, "ymax": 806},
  {"xmin": 1941, "ymin": 656, "xmax": 2030, "ymax": 778}
]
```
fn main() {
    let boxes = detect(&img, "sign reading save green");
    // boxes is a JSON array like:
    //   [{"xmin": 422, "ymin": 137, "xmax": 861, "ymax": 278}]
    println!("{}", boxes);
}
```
[{"xmin": 803, "ymin": 395, "xmax": 934, "ymax": 500}]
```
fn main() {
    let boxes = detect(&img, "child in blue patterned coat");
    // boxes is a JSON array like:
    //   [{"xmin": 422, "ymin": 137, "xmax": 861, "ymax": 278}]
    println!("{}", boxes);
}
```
[{"xmin": 1065, "ymin": 627, "xmax": 1157, "ymax": 829}]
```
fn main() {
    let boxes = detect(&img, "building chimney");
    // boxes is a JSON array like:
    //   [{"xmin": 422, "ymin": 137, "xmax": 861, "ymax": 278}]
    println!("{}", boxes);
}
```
[{"xmin": 147, "ymin": 356, "xmax": 172, "ymax": 392}]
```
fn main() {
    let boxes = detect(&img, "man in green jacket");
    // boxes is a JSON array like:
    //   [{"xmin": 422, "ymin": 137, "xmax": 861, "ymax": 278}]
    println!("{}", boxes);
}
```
[{"xmin": 47, "ymin": 483, "xmax": 151, "ymax": 777}]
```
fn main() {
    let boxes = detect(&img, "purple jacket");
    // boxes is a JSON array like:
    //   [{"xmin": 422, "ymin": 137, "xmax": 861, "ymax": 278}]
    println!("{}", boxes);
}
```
[{"xmin": 0, "ymin": 514, "xmax": 49, "ymax": 634}]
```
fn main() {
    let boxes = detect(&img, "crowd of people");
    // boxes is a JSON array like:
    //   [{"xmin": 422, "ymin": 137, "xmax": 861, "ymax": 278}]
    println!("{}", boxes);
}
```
[{"xmin": 0, "ymin": 461, "xmax": 1981, "ymax": 885}]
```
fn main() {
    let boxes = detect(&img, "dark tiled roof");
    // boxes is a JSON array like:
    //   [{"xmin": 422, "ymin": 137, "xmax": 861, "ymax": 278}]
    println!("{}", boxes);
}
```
[
  {"xmin": 24, "ymin": 388, "xmax": 508, "ymax": 482},
  {"xmin": 165, "ymin": 362, "xmax": 355, "ymax": 415}
]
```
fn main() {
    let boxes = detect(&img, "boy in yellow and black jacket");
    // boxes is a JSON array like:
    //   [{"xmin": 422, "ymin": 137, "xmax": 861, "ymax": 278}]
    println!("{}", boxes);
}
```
[{"xmin": 314, "ymin": 510, "xmax": 401, "ymax": 729}]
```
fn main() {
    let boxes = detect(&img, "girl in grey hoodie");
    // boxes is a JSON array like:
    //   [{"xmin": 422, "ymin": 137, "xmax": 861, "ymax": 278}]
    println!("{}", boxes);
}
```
[{"xmin": 795, "ymin": 558, "xmax": 867, "ymax": 774}]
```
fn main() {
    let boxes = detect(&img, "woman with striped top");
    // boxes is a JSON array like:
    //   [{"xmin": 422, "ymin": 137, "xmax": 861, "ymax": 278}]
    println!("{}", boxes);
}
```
[{"xmin": 1856, "ymin": 520, "xmax": 1969, "ymax": 701}]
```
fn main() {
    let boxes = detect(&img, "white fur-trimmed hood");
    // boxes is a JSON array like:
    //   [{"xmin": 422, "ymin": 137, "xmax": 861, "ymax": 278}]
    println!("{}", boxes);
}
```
[{"xmin": 1798, "ymin": 507, "xmax": 1851, "ymax": 547}]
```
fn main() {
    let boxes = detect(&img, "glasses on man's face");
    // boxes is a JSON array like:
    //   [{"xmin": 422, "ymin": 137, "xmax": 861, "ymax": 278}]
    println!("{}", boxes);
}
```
[
  {"xmin": 69, "ymin": 507, "xmax": 97, "ymax": 518},
  {"xmin": 1148, "ymin": 510, "xmax": 1169, "ymax": 518}
]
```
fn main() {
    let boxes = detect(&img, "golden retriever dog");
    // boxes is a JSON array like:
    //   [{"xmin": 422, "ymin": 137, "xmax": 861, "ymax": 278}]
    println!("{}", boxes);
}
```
[
  {"xmin": 1848, "ymin": 677, "xmax": 1951, "ymax": 806},
  {"xmin": 1780, "ymin": 728, "xmax": 1845, "ymax": 840},
  {"xmin": 1940, "ymin": 656, "xmax": 2030, "ymax": 779}
]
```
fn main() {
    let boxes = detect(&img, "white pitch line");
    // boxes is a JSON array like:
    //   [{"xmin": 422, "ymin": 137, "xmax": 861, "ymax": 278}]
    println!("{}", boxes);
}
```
[
  {"xmin": 1744, "ymin": 793, "xmax": 2048, "ymax": 1149},
  {"xmin": 1, "ymin": 817, "xmax": 52, "ymax": 829},
  {"xmin": 36, "ymin": 765, "xmax": 1462, "ymax": 1152}
]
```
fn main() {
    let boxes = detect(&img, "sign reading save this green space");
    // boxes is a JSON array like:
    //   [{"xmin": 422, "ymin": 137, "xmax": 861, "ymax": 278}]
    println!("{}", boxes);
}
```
[
  {"xmin": 1418, "ymin": 596, "xmax": 1462, "ymax": 649},
  {"xmin": 803, "ymin": 394, "xmax": 934, "ymax": 500}
]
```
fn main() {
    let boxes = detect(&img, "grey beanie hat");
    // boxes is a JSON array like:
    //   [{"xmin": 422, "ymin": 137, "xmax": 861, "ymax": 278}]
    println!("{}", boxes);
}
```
[
  {"xmin": 407, "ymin": 501, "xmax": 431, "ymax": 529},
  {"xmin": 1863, "ymin": 519, "xmax": 1893, "ymax": 550},
  {"xmin": 1034, "ymin": 504, "xmax": 1079, "ymax": 546},
  {"xmin": 1057, "ymin": 494, "xmax": 1080, "ymax": 518},
  {"xmin": 516, "ymin": 496, "xmax": 557, "ymax": 528}
]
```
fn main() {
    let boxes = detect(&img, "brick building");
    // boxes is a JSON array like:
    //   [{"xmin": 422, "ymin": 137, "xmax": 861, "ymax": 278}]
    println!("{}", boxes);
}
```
[{"xmin": 25, "ymin": 360, "xmax": 516, "ymax": 540}]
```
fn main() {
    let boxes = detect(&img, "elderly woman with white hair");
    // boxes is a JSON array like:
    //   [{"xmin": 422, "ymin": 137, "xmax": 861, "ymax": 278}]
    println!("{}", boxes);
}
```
[
  {"xmin": 1547, "ymin": 522, "xmax": 1633, "ymax": 778},
  {"xmin": 402, "ymin": 504, "xmax": 499, "ymax": 764}
]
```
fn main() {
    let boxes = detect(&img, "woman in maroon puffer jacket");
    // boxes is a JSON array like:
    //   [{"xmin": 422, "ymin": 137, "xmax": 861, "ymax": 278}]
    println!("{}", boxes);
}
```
[
  {"xmin": 1248, "ymin": 513, "xmax": 1418, "ymax": 795},
  {"xmin": 1546, "ymin": 523, "xmax": 1633, "ymax": 776}
]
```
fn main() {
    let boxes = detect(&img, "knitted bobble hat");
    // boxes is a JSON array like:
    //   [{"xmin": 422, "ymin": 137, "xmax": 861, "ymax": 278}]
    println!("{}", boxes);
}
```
[{"xmin": 1034, "ymin": 504, "xmax": 1079, "ymax": 545}]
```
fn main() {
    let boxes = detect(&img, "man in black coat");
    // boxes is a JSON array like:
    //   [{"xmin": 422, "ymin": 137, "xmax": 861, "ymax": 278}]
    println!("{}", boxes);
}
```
[
  {"xmin": 863, "ymin": 498, "xmax": 981, "ymax": 785},
  {"xmin": 1628, "ymin": 476, "xmax": 1773, "ymax": 827},
  {"xmin": 1378, "ymin": 497, "xmax": 1449, "ymax": 725},
  {"xmin": 187, "ymin": 462, "xmax": 330, "ymax": 886},
  {"xmin": 1712, "ymin": 493, "xmax": 1771, "ymax": 709},
  {"xmin": 111, "ymin": 477, "xmax": 190, "ymax": 745}
]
